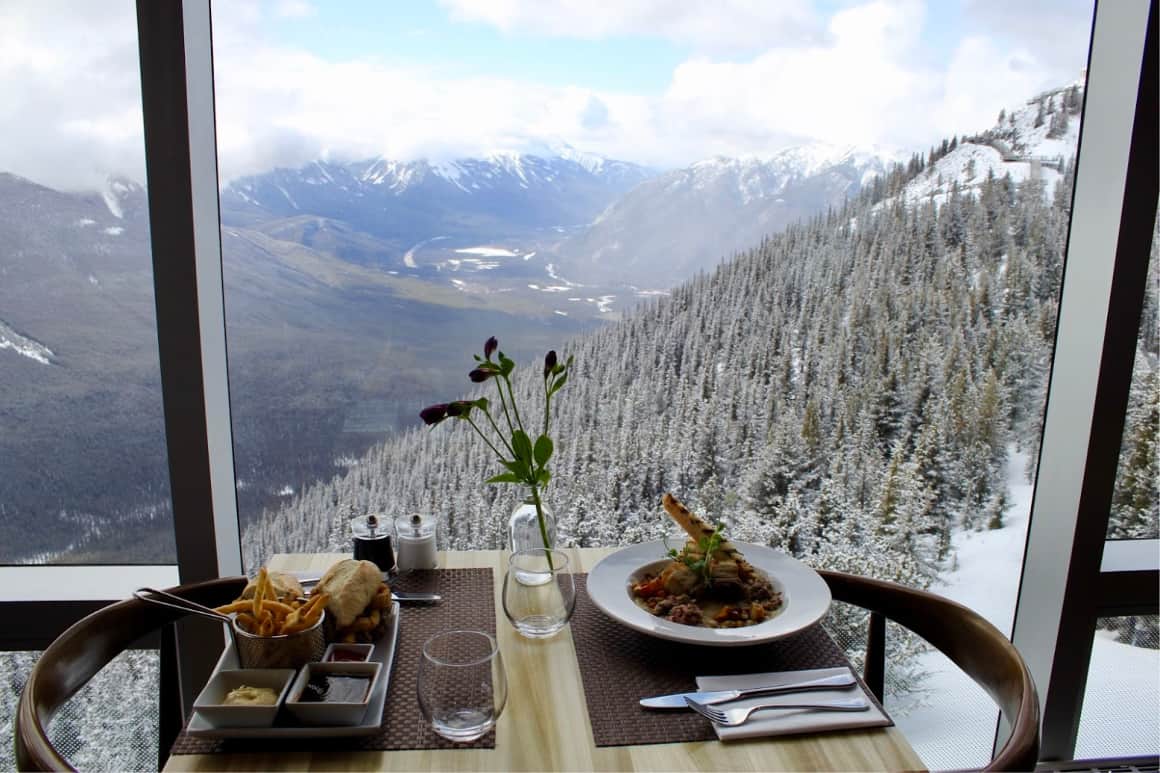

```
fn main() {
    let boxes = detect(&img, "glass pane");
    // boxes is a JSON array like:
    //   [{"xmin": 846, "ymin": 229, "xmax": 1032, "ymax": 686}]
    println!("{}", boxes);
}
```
[
  {"xmin": 1108, "ymin": 208, "xmax": 1159, "ymax": 540},
  {"xmin": 213, "ymin": 4, "xmax": 1094, "ymax": 767},
  {"xmin": 0, "ymin": 1, "xmax": 174, "ymax": 565},
  {"xmin": 1074, "ymin": 616, "xmax": 1160, "ymax": 759},
  {"xmin": 0, "ymin": 650, "xmax": 160, "ymax": 772}
]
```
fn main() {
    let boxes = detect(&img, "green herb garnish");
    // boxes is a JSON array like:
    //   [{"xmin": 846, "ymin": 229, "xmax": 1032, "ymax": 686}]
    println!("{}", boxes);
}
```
[{"xmin": 664, "ymin": 522, "xmax": 725, "ymax": 586}]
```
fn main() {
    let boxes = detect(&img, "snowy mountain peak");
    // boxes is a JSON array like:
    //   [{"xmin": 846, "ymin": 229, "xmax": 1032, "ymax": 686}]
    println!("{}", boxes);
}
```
[
  {"xmin": 680, "ymin": 144, "xmax": 891, "ymax": 205},
  {"xmin": 345, "ymin": 147, "xmax": 644, "ymax": 196}
]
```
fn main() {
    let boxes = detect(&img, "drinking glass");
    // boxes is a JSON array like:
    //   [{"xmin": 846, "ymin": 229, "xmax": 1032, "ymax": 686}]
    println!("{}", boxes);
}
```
[
  {"xmin": 502, "ymin": 548, "xmax": 576, "ymax": 638},
  {"xmin": 417, "ymin": 630, "xmax": 507, "ymax": 742}
]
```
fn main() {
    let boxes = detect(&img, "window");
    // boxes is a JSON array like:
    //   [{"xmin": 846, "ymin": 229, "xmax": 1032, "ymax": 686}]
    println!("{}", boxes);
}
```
[
  {"xmin": 1108, "ymin": 208, "xmax": 1158, "ymax": 542},
  {"xmin": 206, "ymin": 3, "xmax": 1109, "ymax": 766},
  {"xmin": 2, "ymin": 1, "xmax": 1154, "ymax": 769},
  {"xmin": 1075, "ymin": 616, "xmax": 1159, "ymax": 758},
  {"xmin": 0, "ymin": 0, "xmax": 175, "ymax": 566}
]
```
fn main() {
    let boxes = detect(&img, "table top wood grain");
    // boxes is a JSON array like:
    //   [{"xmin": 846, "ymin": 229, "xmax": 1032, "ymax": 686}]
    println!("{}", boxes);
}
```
[{"xmin": 164, "ymin": 548, "xmax": 925, "ymax": 772}]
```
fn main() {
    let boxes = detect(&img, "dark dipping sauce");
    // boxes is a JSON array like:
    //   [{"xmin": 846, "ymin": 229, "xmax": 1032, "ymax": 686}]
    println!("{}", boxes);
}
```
[{"xmin": 300, "ymin": 673, "xmax": 370, "ymax": 703}]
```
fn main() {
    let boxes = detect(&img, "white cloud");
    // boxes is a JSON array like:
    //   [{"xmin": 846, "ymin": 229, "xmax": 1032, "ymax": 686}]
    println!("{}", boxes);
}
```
[
  {"xmin": 935, "ymin": 37, "xmax": 1055, "ymax": 139},
  {"xmin": 0, "ymin": 0, "xmax": 145, "ymax": 191},
  {"xmin": 438, "ymin": 0, "xmax": 823, "ymax": 53},
  {"xmin": 653, "ymin": 1, "xmax": 939, "ymax": 154},
  {"xmin": 0, "ymin": 0, "xmax": 1094, "ymax": 190},
  {"xmin": 275, "ymin": 0, "xmax": 316, "ymax": 19}
]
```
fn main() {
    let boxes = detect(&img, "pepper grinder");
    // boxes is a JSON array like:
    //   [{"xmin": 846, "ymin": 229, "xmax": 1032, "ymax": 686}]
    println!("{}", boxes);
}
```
[
  {"xmin": 351, "ymin": 513, "xmax": 395, "ymax": 573},
  {"xmin": 395, "ymin": 513, "xmax": 437, "ymax": 570}
]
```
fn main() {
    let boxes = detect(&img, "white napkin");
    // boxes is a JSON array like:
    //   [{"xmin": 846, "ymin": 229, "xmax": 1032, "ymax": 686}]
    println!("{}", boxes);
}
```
[{"xmin": 695, "ymin": 666, "xmax": 891, "ymax": 741}]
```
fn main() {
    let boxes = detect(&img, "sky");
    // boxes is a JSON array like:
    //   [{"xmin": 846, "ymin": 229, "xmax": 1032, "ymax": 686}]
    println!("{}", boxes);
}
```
[{"xmin": 0, "ymin": 0, "xmax": 1095, "ymax": 191}]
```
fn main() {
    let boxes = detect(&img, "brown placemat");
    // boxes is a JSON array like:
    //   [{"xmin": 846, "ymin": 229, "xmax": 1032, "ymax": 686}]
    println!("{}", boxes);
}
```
[
  {"xmin": 570, "ymin": 574, "xmax": 889, "ymax": 747},
  {"xmin": 170, "ymin": 568, "xmax": 497, "ymax": 755}
]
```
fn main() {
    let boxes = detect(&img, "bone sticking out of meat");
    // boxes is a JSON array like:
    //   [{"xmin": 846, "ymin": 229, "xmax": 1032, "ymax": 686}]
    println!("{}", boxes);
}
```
[{"xmin": 662, "ymin": 493, "xmax": 751, "ymax": 569}]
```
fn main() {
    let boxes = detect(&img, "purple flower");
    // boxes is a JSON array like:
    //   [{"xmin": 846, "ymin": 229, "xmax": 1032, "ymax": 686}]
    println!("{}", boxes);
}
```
[
  {"xmin": 544, "ymin": 350, "xmax": 557, "ymax": 378},
  {"xmin": 484, "ymin": 336, "xmax": 498, "ymax": 359},
  {"xmin": 419, "ymin": 403, "xmax": 449, "ymax": 425},
  {"xmin": 469, "ymin": 367, "xmax": 494, "ymax": 383},
  {"xmin": 446, "ymin": 400, "xmax": 473, "ymax": 417}
]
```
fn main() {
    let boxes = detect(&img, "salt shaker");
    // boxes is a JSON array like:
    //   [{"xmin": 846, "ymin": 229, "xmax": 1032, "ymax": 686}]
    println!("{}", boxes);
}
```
[
  {"xmin": 351, "ymin": 513, "xmax": 394, "ymax": 573},
  {"xmin": 395, "ymin": 514, "xmax": 437, "ymax": 570}
]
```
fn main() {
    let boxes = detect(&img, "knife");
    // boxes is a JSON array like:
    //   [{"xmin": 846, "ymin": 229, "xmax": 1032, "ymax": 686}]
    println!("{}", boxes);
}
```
[{"xmin": 639, "ymin": 672, "xmax": 857, "ymax": 709}]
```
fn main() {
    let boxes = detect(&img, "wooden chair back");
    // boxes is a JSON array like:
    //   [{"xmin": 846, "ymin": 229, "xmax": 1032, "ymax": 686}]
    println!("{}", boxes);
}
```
[
  {"xmin": 820, "ymin": 570, "xmax": 1039, "ymax": 771},
  {"xmin": 15, "ymin": 577, "xmax": 246, "ymax": 772}
]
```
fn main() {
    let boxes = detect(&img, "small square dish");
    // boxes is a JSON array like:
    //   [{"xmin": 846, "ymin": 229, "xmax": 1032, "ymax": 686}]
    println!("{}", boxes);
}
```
[
  {"xmin": 285, "ymin": 661, "xmax": 382, "ymax": 726},
  {"xmin": 323, "ymin": 642, "xmax": 374, "ymax": 663},
  {"xmin": 192, "ymin": 668, "xmax": 295, "ymax": 728}
]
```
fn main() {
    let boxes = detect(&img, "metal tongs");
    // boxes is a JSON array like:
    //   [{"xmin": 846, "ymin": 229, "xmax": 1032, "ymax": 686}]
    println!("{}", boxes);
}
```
[{"xmin": 134, "ymin": 586, "xmax": 238, "ymax": 651}]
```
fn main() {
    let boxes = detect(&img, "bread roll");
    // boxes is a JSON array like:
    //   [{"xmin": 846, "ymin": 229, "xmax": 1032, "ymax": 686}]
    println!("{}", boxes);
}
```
[
  {"xmin": 240, "ymin": 571, "xmax": 303, "ymax": 602},
  {"xmin": 314, "ymin": 559, "xmax": 382, "ymax": 629}
]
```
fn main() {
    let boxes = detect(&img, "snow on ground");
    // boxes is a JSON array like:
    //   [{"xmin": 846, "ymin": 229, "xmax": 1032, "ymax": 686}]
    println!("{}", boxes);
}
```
[
  {"xmin": 0, "ymin": 321, "xmax": 53, "ymax": 365},
  {"xmin": 454, "ymin": 246, "xmax": 517, "ymax": 258},
  {"xmin": 893, "ymin": 448, "xmax": 1158, "ymax": 768}
]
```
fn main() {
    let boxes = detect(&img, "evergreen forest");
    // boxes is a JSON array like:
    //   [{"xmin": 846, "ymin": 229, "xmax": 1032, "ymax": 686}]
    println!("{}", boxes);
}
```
[{"xmin": 241, "ymin": 130, "xmax": 1159, "ymax": 590}]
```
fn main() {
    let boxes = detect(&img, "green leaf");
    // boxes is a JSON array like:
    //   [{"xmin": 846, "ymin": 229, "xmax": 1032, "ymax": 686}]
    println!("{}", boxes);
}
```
[
  {"xmin": 485, "ymin": 473, "xmax": 522, "ymax": 484},
  {"xmin": 473, "ymin": 354, "xmax": 482, "ymax": 362},
  {"xmin": 536, "ymin": 468, "xmax": 551, "ymax": 486},
  {"xmin": 533, "ymin": 434, "xmax": 554, "ymax": 466},
  {"xmin": 501, "ymin": 459, "xmax": 527, "ymax": 476},
  {"xmin": 511, "ymin": 430, "xmax": 533, "ymax": 464},
  {"xmin": 549, "ymin": 374, "xmax": 568, "ymax": 395},
  {"xmin": 498, "ymin": 353, "xmax": 515, "ymax": 376},
  {"xmin": 474, "ymin": 397, "xmax": 489, "ymax": 411}
]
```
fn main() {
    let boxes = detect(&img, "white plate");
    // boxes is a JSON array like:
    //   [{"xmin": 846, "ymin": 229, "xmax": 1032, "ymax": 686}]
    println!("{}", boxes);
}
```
[
  {"xmin": 587, "ymin": 541, "xmax": 830, "ymax": 646},
  {"xmin": 186, "ymin": 601, "xmax": 399, "ymax": 738}
]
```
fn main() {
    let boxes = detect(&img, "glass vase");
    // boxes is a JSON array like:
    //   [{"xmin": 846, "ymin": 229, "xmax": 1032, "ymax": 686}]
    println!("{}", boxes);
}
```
[
  {"xmin": 502, "ymin": 548, "xmax": 576, "ymax": 639},
  {"xmin": 508, "ymin": 498, "xmax": 556, "ymax": 585}
]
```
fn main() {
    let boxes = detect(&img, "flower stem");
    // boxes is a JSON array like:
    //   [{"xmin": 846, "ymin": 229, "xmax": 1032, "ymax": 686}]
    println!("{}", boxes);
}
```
[
  {"xmin": 480, "ymin": 407, "xmax": 516, "ymax": 458},
  {"xmin": 543, "ymin": 376, "xmax": 551, "ymax": 437},
  {"xmin": 464, "ymin": 416, "xmax": 506, "ymax": 460},
  {"xmin": 496, "ymin": 378, "xmax": 517, "ymax": 437},
  {"xmin": 528, "ymin": 483, "xmax": 555, "ymax": 570},
  {"xmin": 502, "ymin": 375, "xmax": 527, "ymax": 437}
]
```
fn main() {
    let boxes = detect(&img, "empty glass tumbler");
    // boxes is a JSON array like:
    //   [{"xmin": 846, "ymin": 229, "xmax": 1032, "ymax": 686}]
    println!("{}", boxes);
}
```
[
  {"xmin": 502, "ymin": 548, "xmax": 576, "ymax": 638},
  {"xmin": 417, "ymin": 630, "xmax": 507, "ymax": 742}
]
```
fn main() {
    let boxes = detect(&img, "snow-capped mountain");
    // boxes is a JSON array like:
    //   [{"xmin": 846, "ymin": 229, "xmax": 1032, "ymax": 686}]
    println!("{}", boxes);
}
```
[
  {"xmin": 550, "ymin": 143, "xmax": 894, "ymax": 286},
  {"xmin": 220, "ymin": 149, "xmax": 655, "ymax": 248}
]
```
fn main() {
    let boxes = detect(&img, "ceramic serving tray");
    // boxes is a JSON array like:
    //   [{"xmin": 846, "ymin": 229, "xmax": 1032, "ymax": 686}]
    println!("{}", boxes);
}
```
[{"xmin": 186, "ymin": 601, "xmax": 399, "ymax": 739}]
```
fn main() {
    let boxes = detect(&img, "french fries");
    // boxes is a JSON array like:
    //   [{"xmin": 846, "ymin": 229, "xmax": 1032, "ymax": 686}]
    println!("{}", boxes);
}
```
[{"xmin": 214, "ymin": 566, "xmax": 328, "ymax": 637}]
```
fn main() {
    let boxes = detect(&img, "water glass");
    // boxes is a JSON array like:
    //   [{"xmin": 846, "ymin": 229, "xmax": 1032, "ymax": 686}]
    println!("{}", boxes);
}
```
[
  {"xmin": 417, "ymin": 630, "xmax": 507, "ymax": 742},
  {"xmin": 502, "ymin": 548, "xmax": 576, "ymax": 638}
]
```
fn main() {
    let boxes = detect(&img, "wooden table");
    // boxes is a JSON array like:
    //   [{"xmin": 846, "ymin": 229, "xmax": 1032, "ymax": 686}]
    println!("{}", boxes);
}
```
[{"xmin": 165, "ymin": 548, "xmax": 925, "ymax": 772}]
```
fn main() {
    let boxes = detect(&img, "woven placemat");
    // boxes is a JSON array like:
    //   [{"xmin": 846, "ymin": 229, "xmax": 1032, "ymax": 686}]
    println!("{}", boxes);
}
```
[
  {"xmin": 170, "ymin": 568, "xmax": 496, "ymax": 755},
  {"xmin": 571, "ymin": 574, "xmax": 884, "ymax": 747}
]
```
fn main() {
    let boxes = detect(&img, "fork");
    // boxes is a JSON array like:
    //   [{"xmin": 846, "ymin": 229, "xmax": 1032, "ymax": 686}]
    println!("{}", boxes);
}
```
[{"xmin": 685, "ymin": 695, "xmax": 870, "ymax": 726}]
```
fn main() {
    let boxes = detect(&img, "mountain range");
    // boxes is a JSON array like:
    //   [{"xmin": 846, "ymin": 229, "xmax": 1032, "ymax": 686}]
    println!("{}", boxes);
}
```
[{"xmin": 0, "ymin": 82, "xmax": 1084, "ymax": 562}]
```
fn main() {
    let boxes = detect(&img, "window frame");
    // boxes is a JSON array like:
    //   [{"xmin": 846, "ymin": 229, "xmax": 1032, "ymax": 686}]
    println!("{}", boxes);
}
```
[{"xmin": 1011, "ymin": 0, "xmax": 1159, "ymax": 761}]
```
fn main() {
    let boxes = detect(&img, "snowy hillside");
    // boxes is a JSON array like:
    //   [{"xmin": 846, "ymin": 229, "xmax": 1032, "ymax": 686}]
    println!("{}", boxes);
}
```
[{"xmin": 899, "ymin": 83, "xmax": 1083, "ymax": 207}]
